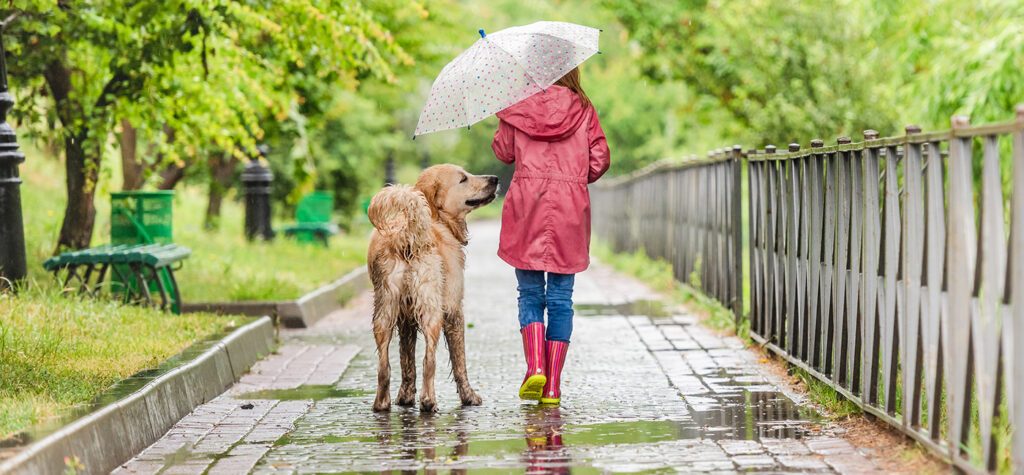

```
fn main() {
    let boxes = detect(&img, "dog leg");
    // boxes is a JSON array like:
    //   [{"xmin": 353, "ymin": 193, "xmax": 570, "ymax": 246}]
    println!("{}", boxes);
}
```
[
  {"xmin": 372, "ymin": 311, "xmax": 395, "ymax": 412},
  {"xmin": 444, "ymin": 311, "xmax": 482, "ymax": 406},
  {"xmin": 396, "ymin": 319, "xmax": 418, "ymax": 407},
  {"xmin": 420, "ymin": 322, "xmax": 441, "ymax": 413}
]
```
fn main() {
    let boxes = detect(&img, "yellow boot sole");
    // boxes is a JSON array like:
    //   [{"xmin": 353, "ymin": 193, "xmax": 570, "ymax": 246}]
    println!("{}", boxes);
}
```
[
  {"xmin": 539, "ymin": 397, "xmax": 561, "ymax": 406},
  {"xmin": 519, "ymin": 374, "xmax": 547, "ymax": 400}
]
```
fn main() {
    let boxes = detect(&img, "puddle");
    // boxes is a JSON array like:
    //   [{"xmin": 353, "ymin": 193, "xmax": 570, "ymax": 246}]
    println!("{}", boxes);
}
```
[
  {"xmin": 686, "ymin": 390, "xmax": 822, "ymax": 440},
  {"xmin": 575, "ymin": 300, "xmax": 670, "ymax": 317},
  {"xmin": 565, "ymin": 420, "xmax": 682, "ymax": 444},
  {"xmin": 236, "ymin": 385, "xmax": 372, "ymax": 401}
]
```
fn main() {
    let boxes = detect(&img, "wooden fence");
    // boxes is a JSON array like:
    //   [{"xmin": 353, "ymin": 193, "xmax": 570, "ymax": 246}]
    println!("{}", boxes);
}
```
[
  {"xmin": 591, "ymin": 149, "xmax": 744, "ymax": 318},
  {"xmin": 590, "ymin": 110, "xmax": 1024, "ymax": 473}
]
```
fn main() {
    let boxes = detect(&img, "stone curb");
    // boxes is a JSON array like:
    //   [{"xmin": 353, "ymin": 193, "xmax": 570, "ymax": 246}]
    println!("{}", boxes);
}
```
[
  {"xmin": 0, "ymin": 317, "xmax": 275, "ymax": 475},
  {"xmin": 181, "ymin": 265, "xmax": 370, "ymax": 328}
]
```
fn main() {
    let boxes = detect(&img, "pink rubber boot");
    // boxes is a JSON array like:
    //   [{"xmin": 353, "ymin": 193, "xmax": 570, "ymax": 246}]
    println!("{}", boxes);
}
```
[
  {"xmin": 541, "ymin": 340, "xmax": 569, "ymax": 405},
  {"xmin": 519, "ymin": 322, "xmax": 547, "ymax": 400}
]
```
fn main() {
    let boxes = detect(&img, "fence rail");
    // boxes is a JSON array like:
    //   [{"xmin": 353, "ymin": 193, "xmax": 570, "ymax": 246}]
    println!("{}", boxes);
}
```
[{"xmin": 590, "ymin": 109, "xmax": 1024, "ymax": 474}]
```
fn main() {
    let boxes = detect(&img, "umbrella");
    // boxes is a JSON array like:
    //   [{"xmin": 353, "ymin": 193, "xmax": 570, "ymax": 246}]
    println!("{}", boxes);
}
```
[{"xmin": 413, "ymin": 21, "xmax": 601, "ymax": 137}]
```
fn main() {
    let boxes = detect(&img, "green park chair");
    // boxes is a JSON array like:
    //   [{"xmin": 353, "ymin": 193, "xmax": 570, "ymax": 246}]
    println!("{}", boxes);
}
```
[{"xmin": 281, "ymin": 191, "xmax": 339, "ymax": 246}]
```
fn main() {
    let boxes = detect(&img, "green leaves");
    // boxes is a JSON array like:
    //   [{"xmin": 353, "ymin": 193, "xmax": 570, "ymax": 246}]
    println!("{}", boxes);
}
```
[
  {"xmin": 606, "ymin": 0, "xmax": 1024, "ymax": 145},
  {"xmin": 3, "ymin": 0, "xmax": 418, "ymax": 172}
]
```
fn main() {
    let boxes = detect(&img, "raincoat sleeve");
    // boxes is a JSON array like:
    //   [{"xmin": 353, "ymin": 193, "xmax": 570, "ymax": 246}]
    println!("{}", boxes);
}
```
[
  {"xmin": 587, "ymin": 110, "xmax": 611, "ymax": 183},
  {"xmin": 492, "ymin": 120, "xmax": 516, "ymax": 164}
]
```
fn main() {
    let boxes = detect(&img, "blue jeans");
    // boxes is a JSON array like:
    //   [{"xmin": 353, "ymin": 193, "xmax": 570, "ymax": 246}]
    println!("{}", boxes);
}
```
[{"xmin": 515, "ymin": 269, "xmax": 575, "ymax": 342}]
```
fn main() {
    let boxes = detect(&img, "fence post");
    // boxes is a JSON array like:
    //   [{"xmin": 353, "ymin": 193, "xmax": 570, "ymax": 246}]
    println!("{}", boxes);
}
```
[
  {"xmin": 1013, "ymin": 104, "xmax": 1024, "ymax": 474},
  {"xmin": 836, "ymin": 136, "xmax": 857, "ymax": 390},
  {"xmin": 730, "ymin": 145, "xmax": 744, "ymax": 323},
  {"xmin": 0, "ymin": 32, "xmax": 26, "ymax": 290},
  {"xmin": 946, "ymin": 115, "xmax": 974, "ymax": 460}
]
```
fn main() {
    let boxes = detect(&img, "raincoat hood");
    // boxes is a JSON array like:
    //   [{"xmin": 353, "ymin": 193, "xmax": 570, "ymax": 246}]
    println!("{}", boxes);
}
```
[{"xmin": 496, "ymin": 86, "xmax": 587, "ymax": 142}]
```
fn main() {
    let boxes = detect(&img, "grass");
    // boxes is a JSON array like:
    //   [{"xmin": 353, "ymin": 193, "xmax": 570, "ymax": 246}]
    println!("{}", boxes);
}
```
[
  {"xmin": 20, "ymin": 154, "xmax": 369, "ymax": 302},
  {"xmin": 791, "ymin": 368, "xmax": 862, "ymax": 419},
  {"xmin": 172, "ymin": 184, "xmax": 369, "ymax": 302},
  {"xmin": 0, "ymin": 287, "xmax": 239, "ymax": 440},
  {"xmin": 4, "ymin": 150, "xmax": 365, "ymax": 440}
]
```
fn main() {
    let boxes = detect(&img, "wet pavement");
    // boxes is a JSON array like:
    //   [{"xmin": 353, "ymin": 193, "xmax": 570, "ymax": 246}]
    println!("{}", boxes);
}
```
[{"xmin": 116, "ymin": 221, "xmax": 880, "ymax": 474}]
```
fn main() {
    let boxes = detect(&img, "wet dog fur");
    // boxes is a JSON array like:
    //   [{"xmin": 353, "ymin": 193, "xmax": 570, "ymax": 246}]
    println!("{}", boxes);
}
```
[{"xmin": 367, "ymin": 164, "xmax": 498, "ymax": 412}]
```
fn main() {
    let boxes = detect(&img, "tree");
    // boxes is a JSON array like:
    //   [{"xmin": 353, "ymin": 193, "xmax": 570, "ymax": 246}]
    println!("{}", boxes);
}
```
[
  {"xmin": 4, "ymin": 0, "xmax": 412, "ymax": 250},
  {"xmin": 605, "ymin": 0, "xmax": 901, "ymax": 146}
]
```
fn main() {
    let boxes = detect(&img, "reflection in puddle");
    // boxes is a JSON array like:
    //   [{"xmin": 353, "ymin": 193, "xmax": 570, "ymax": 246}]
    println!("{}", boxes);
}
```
[
  {"xmin": 687, "ymin": 391, "xmax": 820, "ymax": 440},
  {"xmin": 236, "ymin": 385, "xmax": 371, "ymax": 401},
  {"xmin": 575, "ymin": 300, "xmax": 670, "ymax": 317},
  {"xmin": 524, "ymin": 407, "xmax": 570, "ymax": 474}
]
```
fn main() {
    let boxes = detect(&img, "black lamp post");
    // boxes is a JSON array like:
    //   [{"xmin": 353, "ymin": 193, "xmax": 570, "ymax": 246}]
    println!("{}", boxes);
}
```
[
  {"xmin": 241, "ymin": 144, "xmax": 274, "ymax": 241},
  {"xmin": 384, "ymin": 153, "xmax": 396, "ymax": 186},
  {"xmin": 0, "ymin": 33, "xmax": 26, "ymax": 290}
]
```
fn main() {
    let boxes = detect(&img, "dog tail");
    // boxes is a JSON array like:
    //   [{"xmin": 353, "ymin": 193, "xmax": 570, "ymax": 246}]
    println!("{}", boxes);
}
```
[{"xmin": 367, "ymin": 184, "xmax": 434, "ymax": 257}]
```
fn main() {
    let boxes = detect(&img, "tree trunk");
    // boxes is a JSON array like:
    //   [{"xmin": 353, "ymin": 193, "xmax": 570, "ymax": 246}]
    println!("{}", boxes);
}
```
[
  {"xmin": 205, "ymin": 152, "xmax": 238, "ymax": 230},
  {"xmin": 46, "ymin": 59, "xmax": 99, "ymax": 251},
  {"xmin": 58, "ymin": 133, "xmax": 99, "ymax": 250},
  {"xmin": 155, "ymin": 126, "xmax": 184, "ymax": 190},
  {"xmin": 119, "ymin": 119, "xmax": 146, "ymax": 190},
  {"xmin": 156, "ymin": 164, "xmax": 186, "ymax": 190}
]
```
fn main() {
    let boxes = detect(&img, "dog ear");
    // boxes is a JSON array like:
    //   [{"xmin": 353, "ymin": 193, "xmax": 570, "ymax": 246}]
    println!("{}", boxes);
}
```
[{"xmin": 414, "ymin": 169, "xmax": 443, "ymax": 218}]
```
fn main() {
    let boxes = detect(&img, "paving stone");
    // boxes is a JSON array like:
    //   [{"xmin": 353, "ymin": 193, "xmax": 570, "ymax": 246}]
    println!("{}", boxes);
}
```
[
  {"xmin": 717, "ymin": 439, "xmax": 765, "ymax": 456},
  {"xmin": 762, "ymin": 438, "xmax": 814, "ymax": 456},
  {"xmin": 732, "ymin": 454, "xmax": 778, "ymax": 470},
  {"xmin": 777, "ymin": 454, "xmax": 831, "ymax": 470},
  {"xmin": 120, "ymin": 221, "xmax": 886, "ymax": 474},
  {"xmin": 824, "ymin": 453, "xmax": 879, "ymax": 474}
]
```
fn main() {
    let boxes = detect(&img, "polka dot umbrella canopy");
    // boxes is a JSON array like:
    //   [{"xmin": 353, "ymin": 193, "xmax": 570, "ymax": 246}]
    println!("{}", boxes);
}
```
[{"xmin": 413, "ymin": 21, "xmax": 601, "ymax": 137}]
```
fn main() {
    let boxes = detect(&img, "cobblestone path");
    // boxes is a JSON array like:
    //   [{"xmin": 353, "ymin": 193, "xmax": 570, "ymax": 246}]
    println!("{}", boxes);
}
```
[{"xmin": 117, "ymin": 221, "xmax": 880, "ymax": 474}]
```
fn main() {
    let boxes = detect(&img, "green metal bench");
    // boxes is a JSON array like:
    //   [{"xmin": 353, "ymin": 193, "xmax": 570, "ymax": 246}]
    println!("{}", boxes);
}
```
[
  {"xmin": 44, "ymin": 243, "xmax": 190, "ymax": 313},
  {"xmin": 44, "ymin": 191, "xmax": 190, "ymax": 314},
  {"xmin": 281, "ymin": 191, "xmax": 339, "ymax": 245}
]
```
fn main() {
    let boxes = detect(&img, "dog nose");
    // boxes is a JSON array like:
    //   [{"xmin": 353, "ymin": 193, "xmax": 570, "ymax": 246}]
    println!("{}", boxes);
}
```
[{"xmin": 487, "ymin": 176, "xmax": 498, "ymax": 186}]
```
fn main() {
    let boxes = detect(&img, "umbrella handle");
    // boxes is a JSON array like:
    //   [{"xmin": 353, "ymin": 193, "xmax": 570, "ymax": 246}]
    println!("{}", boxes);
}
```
[{"xmin": 479, "ymin": 29, "xmax": 486, "ymax": 38}]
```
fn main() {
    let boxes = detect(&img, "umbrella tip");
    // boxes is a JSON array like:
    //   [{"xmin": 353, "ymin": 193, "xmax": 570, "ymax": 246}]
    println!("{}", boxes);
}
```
[{"xmin": 479, "ymin": 29, "xmax": 486, "ymax": 38}]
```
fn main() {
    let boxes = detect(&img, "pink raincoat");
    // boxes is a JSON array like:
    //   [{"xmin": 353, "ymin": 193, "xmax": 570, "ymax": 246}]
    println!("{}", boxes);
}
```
[{"xmin": 491, "ymin": 85, "xmax": 611, "ymax": 274}]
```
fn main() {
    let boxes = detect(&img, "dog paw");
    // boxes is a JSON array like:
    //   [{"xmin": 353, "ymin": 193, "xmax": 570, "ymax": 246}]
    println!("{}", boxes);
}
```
[
  {"xmin": 460, "ymin": 390, "xmax": 483, "ymax": 406},
  {"xmin": 396, "ymin": 391, "xmax": 416, "ymax": 407},
  {"xmin": 419, "ymin": 398, "xmax": 438, "ymax": 413},
  {"xmin": 372, "ymin": 398, "xmax": 391, "ymax": 412}
]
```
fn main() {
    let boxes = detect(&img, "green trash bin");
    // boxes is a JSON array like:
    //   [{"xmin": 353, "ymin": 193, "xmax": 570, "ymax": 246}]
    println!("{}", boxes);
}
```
[
  {"xmin": 109, "ymin": 191, "xmax": 178, "ymax": 310},
  {"xmin": 111, "ymin": 191, "xmax": 175, "ymax": 245}
]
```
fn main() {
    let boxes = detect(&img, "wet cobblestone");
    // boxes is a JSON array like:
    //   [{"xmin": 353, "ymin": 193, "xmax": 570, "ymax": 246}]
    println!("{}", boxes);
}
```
[{"xmin": 118, "ymin": 221, "xmax": 881, "ymax": 473}]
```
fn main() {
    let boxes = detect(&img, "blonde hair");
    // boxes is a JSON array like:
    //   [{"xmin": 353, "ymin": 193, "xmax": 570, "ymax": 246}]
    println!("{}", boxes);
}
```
[{"xmin": 553, "ymin": 67, "xmax": 591, "ymax": 109}]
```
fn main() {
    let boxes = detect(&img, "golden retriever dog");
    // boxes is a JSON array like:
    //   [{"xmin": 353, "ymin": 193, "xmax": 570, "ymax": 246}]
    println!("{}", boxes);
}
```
[{"xmin": 367, "ymin": 164, "xmax": 498, "ymax": 412}]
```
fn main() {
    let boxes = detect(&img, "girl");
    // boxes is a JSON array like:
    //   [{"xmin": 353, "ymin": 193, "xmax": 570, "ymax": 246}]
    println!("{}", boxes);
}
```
[{"xmin": 491, "ymin": 67, "xmax": 611, "ymax": 405}]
